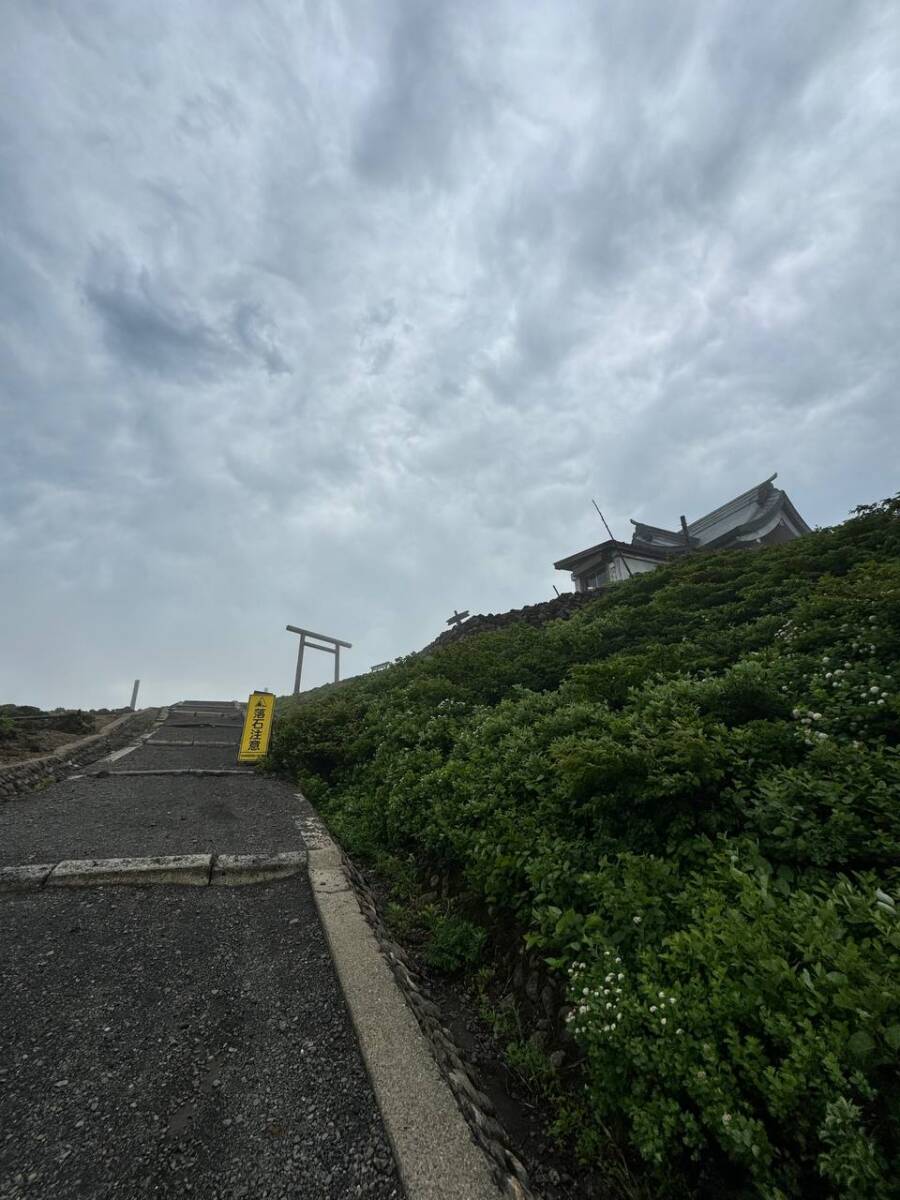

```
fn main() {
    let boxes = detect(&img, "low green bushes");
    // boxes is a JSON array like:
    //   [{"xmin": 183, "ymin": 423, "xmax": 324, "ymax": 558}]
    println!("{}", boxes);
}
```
[
  {"xmin": 269, "ymin": 495, "xmax": 900, "ymax": 1197},
  {"xmin": 556, "ymin": 856, "xmax": 899, "ymax": 1197}
]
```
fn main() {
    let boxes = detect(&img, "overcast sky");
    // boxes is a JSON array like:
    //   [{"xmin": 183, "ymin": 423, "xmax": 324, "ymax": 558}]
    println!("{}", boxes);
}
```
[{"xmin": 2, "ymin": 1, "xmax": 899, "ymax": 708}]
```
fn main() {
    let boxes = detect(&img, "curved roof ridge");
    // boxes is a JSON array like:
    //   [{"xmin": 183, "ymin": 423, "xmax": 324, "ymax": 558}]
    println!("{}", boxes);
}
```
[
  {"xmin": 687, "ymin": 473, "xmax": 779, "ymax": 535},
  {"xmin": 630, "ymin": 518, "xmax": 683, "ymax": 540}
]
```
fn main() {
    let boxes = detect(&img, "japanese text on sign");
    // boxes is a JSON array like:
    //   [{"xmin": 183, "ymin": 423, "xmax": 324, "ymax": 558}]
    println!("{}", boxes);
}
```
[{"xmin": 238, "ymin": 691, "xmax": 275, "ymax": 762}]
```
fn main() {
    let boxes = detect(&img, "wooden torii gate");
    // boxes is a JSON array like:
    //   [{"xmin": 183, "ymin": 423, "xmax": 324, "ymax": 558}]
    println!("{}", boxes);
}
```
[{"xmin": 286, "ymin": 625, "xmax": 352, "ymax": 694}]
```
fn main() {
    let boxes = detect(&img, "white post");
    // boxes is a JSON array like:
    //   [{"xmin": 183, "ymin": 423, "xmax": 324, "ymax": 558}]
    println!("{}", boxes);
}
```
[
  {"xmin": 334, "ymin": 644, "xmax": 340, "ymax": 683},
  {"xmin": 130, "ymin": 679, "xmax": 140, "ymax": 710}
]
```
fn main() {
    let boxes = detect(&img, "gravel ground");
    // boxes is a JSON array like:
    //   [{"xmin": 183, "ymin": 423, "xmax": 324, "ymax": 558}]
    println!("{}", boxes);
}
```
[
  {"xmin": 146, "ymin": 727, "xmax": 242, "ymax": 747},
  {"xmin": 164, "ymin": 720, "xmax": 243, "ymax": 730},
  {"xmin": 0, "ymin": 775, "xmax": 305, "ymax": 866},
  {"xmin": 1, "ymin": 703, "xmax": 407, "ymax": 1198},
  {"xmin": 0, "ymin": 879, "xmax": 403, "ymax": 1200},
  {"xmin": 111, "ymin": 744, "xmax": 240, "ymax": 771},
  {"xmin": 164, "ymin": 716, "xmax": 243, "ymax": 728},
  {"xmin": 172, "ymin": 705, "xmax": 239, "ymax": 713}
]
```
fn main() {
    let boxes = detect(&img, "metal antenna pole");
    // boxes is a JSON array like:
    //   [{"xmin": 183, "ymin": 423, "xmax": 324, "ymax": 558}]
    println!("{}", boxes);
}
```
[{"xmin": 592, "ymin": 499, "xmax": 633, "ymax": 578}]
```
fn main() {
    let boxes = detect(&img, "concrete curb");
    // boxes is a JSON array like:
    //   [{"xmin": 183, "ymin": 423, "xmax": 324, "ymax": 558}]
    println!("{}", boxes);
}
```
[
  {"xmin": 49, "ymin": 854, "xmax": 213, "ymax": 888},
  {"xmin": 295, "ymin": 798, "xmax": 502, "ymax": 1200},
  {"xmin": 211, "ymin": 851, "xmax": 306, "ymax": 886},
  {"xmin": 90, "ymin": 769, "xmax": 254, "ymax": 778},
  {"xmin": 170, "ymin": 708, "xmax": 243, "ymax": 719},
  {"xmin": 341, "ymin": 859, "xmax": 538, "ymax": 1200},
  {"xmin": 0, "ymin": 863, "xmax": 56, "ymax": 892},
  {"xmin": 142, "ymin": 740, "xmax": 235, "ymax": 747},
  {"xmin": 166, "ymin": 720, "xmax": 242, "ymax": 727},
  {"xmin": 0, "ymin": 851, "xmax": 307, "ymax": 893}
]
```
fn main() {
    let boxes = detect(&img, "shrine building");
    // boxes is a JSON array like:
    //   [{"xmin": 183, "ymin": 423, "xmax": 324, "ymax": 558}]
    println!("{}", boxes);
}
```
[{"xmin": 554, "ymin": 473, "xmax": 811, "ymax": 593}]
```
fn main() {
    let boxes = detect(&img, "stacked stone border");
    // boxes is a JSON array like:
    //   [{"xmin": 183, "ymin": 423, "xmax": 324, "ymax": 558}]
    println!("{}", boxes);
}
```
[
  {"xmin": 0, "ymin": 708, "xmax": 161, "ymax": 803},
  {"xmin": 340, "ymin": 851, "xmax": 541, "ymax": 1200},
  {"xmin": 285, "ymin": 592, "xmax": 603, "ymax": 705},
  {"xmin": 421, "ymin": 590, "xmax": 600, "ymax": 654}
]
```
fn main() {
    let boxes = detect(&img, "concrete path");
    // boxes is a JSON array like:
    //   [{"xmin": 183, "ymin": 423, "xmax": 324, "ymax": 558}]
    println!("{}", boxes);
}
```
[
  {"xmin": 0, "ymin": 701, "xmax": 401, "ymax": 1199},
  {"xmin": 1, "ymin": 882, "xmax": 399, "ymax": 1199},
  {"xmin": 0, "ymin": 704, "xmax": 299, "ymax": 868},
  {"xmin": 0, "ymin": 701, "xmax": 501, "ymax": 1200}
]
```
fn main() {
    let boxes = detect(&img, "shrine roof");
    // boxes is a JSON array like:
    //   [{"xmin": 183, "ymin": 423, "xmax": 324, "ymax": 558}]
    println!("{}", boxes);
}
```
[
  {"xmin": 553, "ymin": 538, "xmax": 677, "ymax": 572},
  {"xmin": 554, "ymin": 474, "xmax": 810, "ymax": 576}
]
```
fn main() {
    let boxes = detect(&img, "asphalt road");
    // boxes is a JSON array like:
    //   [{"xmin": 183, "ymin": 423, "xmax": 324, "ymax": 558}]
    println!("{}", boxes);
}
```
[{"xmin": 0, "ymin": 703, "xmax": 405, "ymax": 1200}]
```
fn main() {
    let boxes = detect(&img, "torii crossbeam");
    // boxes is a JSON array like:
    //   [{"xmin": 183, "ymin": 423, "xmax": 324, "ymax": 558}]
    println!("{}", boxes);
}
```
[{"xmin": 286, "ymin": 625, "xmax": 353, "ymax": 694}]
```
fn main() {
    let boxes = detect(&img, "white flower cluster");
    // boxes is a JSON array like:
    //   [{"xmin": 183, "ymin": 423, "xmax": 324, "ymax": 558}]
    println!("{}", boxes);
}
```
[
  {"xmin": 566, "ymin": 952, "xmax": 625, "ymax": 1036},
  {"xmin": 824, "ymin": 666, "xmax": 849, "ymax": 685},
  {"xmin": 566, "ymin": 960, "xmax": 687, "ymax": 1040},
  {"xmin": 849, "ymin": 639, "xmax": 878, "ymax": 654},
  {"xmin": 859, "ymin": 684, "xmax": 891, "ymax": 707},
  {"xmin": 774, "ymin": 620, "xmax": 797, "ymax": 643},
  {"xmin": 649, "ymin": 990, "xmax": 681, "ymax": 1033},
  {"xmin": 789, "ymin": 636, "xmax": 894, "ymax": 746},
  {"xmin": 791, "ymin": 706, "xmax": 829, "ymax": 746}
]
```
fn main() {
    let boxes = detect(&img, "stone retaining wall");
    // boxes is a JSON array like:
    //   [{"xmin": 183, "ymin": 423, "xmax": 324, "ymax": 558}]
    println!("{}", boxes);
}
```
[
  {"xmin": 341, "ymin": 853, "xmax": 542, "ymax": 1200},
  {"xmin": 0, "ymin": 708, "xmax": 160, "ymax": 803},
  {"xmin": 422, "ymin": 590, "xmax": 600, "ymax": 654},
  {"xmin": 280, "ymin": 592, "xmax": 603, "ymax": 704}
]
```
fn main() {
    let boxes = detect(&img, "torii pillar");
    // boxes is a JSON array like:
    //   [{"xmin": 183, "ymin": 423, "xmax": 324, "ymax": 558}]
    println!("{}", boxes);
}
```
[{"xmin": 286, "ymin": 625, "xmax": 353, "ymax": 693}]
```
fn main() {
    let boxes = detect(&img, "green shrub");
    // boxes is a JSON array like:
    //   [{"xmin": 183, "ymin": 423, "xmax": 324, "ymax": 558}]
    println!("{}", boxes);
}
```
[
  {"xmin": 505, "ymin": 1037, "xmax": 558, "ymax": 1099},
  {"xmin": 422, "ymin": 913, "xmax": 488, "ymax": 973},
  {"xmin": 558, "ymin": 853, "xmax": 900, "ymax": 1198},
  {"xmin": 267, "ymin": 494, "xmax": 900, "ymax": 1197}
]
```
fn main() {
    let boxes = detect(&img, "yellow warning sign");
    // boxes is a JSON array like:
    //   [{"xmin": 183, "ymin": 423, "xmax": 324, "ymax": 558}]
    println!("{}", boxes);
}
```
[{"xmin": 238, "ymin": 691, "xmax": 276, "ymax": 762}]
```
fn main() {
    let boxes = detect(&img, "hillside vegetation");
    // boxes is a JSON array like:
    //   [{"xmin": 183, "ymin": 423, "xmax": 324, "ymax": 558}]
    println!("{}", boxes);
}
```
[{"xmin": 270, "ymin": 495, "xmax": 900, "ymax": 1199}]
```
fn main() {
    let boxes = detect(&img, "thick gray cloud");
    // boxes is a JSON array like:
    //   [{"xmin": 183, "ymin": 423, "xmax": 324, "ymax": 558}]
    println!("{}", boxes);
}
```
[{"xmin": 2, "ymin": 0, "xmax": 899, "ymax": 707}]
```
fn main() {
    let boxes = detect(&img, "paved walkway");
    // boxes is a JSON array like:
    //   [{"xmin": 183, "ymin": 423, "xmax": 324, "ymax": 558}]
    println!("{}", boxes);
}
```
[{"xmin": 0, "ymin": 702, "xmax": 404, "ymax": 1200}]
